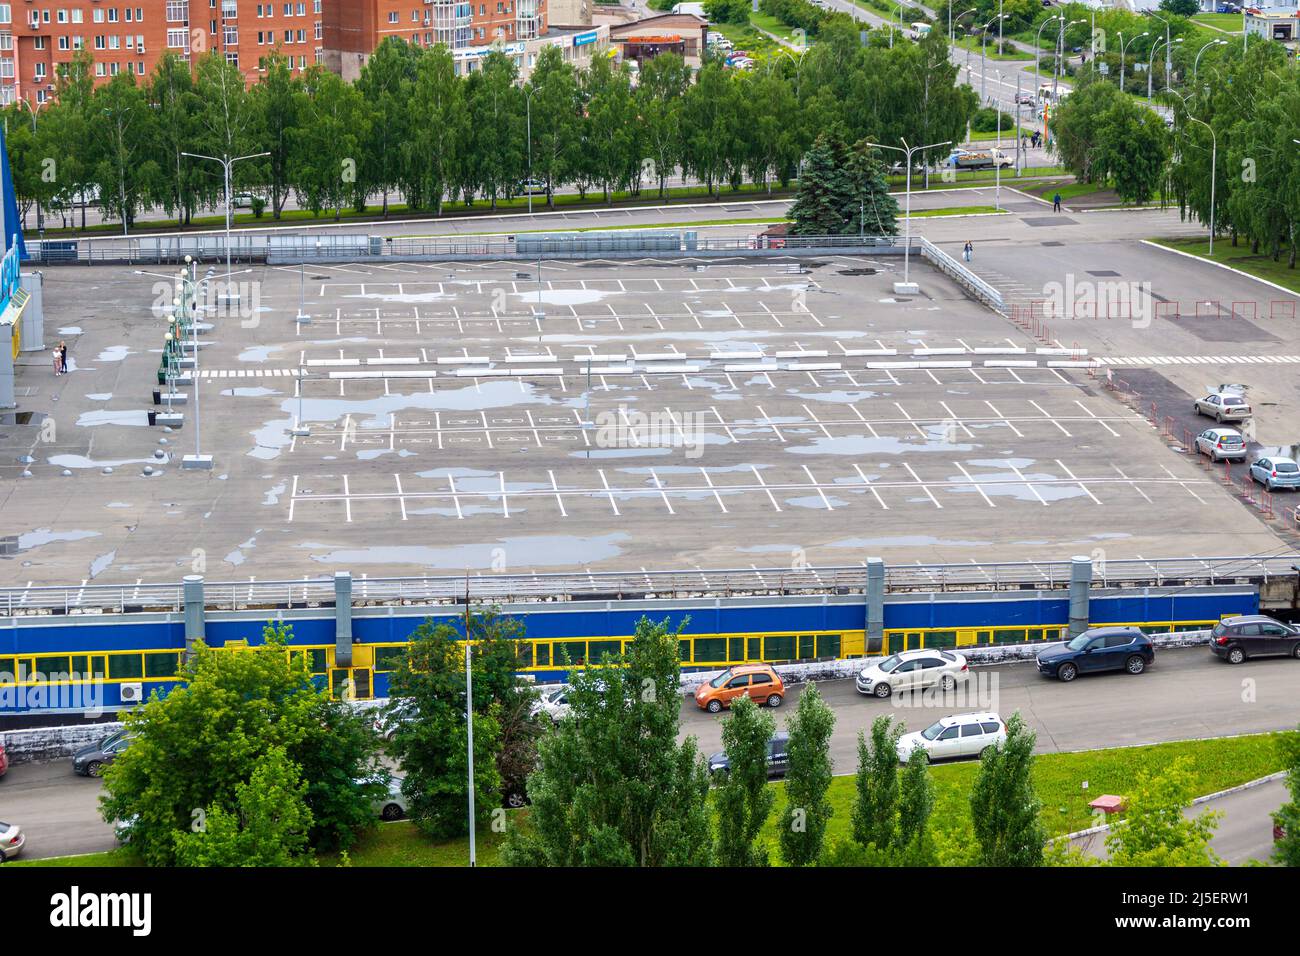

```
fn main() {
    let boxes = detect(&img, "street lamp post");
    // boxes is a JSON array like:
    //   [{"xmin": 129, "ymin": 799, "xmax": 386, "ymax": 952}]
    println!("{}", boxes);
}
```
[
  {"xmin": 181, "ymin": 150, "xmax": 270, "ymax": 301},
  {"xmin": 956, "ymin": 8, "xmax": 978, "ymax": 80},
  {"xmin": 524, "ymin": 86, "xmax": 535, "ymax": 216},
  {"xmin": 1194, "ymin": 39, "xmax": 1227, "ymax": 83},
  {"xmin": 21, "ymin": 99, "xmax": 46, "ymax": 234},
  {"xmin": 1036, "ymin": 16, "xmax": 1062, "ymax": 99},
  {"xmin": 1148, "ymin": 37, "xmax": 1183, "ymax": 103},
  {"xmin": 1118, "ymin": 31, "xmax": 1149, "ymax": 93},
  {"xmin": 1188, "ymin": 116, "xmax": 1218, "ymax": 255},
  {"xmin": 466, "ymin": 641, "xmax": 476, "ymax": 868},
  {"xmin": 1054, "ymin": 19, "xmax": 1085, "ymax": 102},
  {"xmin": 864, "ymin": 138, "xmax": 951, "ymax": 292},
  {"xmin": 980, "ymin": 15, "xmax": 1007, "ymax": 105},
  {"xmin": 1150, "ymin": 13, "xmax": 1173, "ymax": 91}
]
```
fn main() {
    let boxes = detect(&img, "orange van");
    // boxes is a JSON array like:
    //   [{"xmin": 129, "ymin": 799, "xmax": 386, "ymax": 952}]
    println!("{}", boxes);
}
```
[{"xmin": 694, "ymin": 664, "xmax": 785, "ymax": 713}]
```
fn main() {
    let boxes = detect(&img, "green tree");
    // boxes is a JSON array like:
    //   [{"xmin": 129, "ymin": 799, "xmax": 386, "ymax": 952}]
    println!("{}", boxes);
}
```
[
  {"xmin": 778, "ymin": 682, "xmax": 835, "ymax": 866},
  {"xmin": 172, "ymin": 747, "xmax": 315, "ymax": 867},
  {"xmin": 848, "ymin": 141, "xmax": 899, "ymax": 236},
  {"xmin": 250, "ymin": 52, "xmax": 303, "ymax": 220},
  {"xmin": 383, "ymin": 614, "xmax": 516, "ymax": 839},
  {"xmin": 788, "ymin": 133, "xmax": 854, "ymax": 235},
  {"xmin": 897, "ymin": 746, "xmax": 936, "ymax": 863},
  {"xmin": 502, "ymin": 616, "xmax": 714, "ymax": 866},
  {"xmin": 403, "ymin": 44, "xmax": 466, "ymax": 214},
  {"xmin": 1159, "ymin": 0, "xmax": 1198, "ymax": 16},
  {"xmin": 524, "ymin": 46, "xmax": 581, "ymax": 207},
  {"xmin": 290, "ymin": 68, "xmax": 369, "ymax": 219},
  {"xmin": 969, "ymin": 711, "xmax": 1044, "ymax": 866},
  {"xmin": 714, "ymin": 694, "xmax": 777, "ymax": 867},
  {"xmin": 147, "ymin": 52, "xmax": 202, "ymax": 227},
  {"xmin": 192, "ymin": 52, "xmax": 257, "ymax": 211},
  {"xmin": 355, "ymin": 38, "xmax": 417, "ymax": 217},
  {"xmin": 638, "ymin": 52, "xmax": 690, "ymax": 199},
  {"xmin": 99, "ymin": 624, "xmax": 384, "ymax": 866},
  {"xmin": 1274, "ymin": 728, "xmax": 1300, "ymax": 866},
  {"xmin": 1105, "ymin": 758, "xmax": 1222, "ymax": 866},
  {"xmin": 1093, "ymin": 96, "xmax": 1168, "ymax": 205},
  {"xmin": 851, "ymin": 715, "xmax": 904, "ymax": 852},
  {"xmin": 89, "ymin": 73, "xmax": 161, "ymax": 230}
]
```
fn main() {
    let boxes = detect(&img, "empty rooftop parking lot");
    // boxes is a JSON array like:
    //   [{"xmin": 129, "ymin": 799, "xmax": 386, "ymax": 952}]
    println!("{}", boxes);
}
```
[{"xmin": 0, "ymin": 254, "xmax": 1286, "ymax": 587}]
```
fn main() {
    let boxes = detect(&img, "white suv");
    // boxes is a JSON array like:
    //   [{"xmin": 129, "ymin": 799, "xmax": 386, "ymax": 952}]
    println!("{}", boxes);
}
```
[
  {"xmin": 856, "ymin": 649, "xmax": 969, "ymax": 698},
  {"xmin": 896, "ymin": 713, "xmax": 1007, "ymax": 763}
]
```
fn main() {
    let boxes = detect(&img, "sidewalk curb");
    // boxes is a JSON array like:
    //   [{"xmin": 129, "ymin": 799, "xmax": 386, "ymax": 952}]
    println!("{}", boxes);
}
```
[
  {"xmin": 1140, "ymin": 239, "xmax": 1300, "ymax": 301},
  {"xmin": 1054, "ymin": 769, "xmax": 1287, "ymax": 842}
]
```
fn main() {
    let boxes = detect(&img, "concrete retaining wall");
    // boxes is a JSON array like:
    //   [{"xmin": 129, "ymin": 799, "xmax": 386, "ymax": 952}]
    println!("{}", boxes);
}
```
[{"xmin": 1, "ymin": 721, "xmax": 124, "ymax": 764}]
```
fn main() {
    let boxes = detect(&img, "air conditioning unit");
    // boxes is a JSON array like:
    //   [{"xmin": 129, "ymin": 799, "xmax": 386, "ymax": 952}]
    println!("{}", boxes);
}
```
[{"xmin": 119, "ymin": 682, "xmax": 144, "ymax": 703}]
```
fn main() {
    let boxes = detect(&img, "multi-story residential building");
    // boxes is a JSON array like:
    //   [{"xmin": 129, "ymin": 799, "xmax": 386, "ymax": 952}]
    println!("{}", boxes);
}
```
[
  {"xmin": 323, "ymin": 0, "xmax": 584, "ymax": 80},
  {"xmin": 0, "ymin": 1, "xmax": 323, "ymax": 105},
  {"xmin": 0, "ymin": 0, "xmax": 603, "ymax": 104}
]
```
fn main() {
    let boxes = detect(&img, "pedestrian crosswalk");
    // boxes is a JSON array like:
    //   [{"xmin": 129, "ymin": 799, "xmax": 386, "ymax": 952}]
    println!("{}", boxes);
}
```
[
  {"xmin": 1100, "ymin": 355, "xmax": 1300, "ymax": 366},
  {"xmin": 200, "ymin": 368, "xmax": 305, "ymax": 378}
]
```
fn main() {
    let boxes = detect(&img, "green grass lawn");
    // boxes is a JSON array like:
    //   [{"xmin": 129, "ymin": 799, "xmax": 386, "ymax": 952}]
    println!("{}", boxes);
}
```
[
  {"xmin": 952, "ymin": 34, "xmax": 1033, "ymax": 61},
  {"xmin": 1153, "ymin": 237, "xmax": 1300, "ymax": 295},
  {"xmin": 18, "ymin": 732, "xmax": 1285, "ymax": 868},
  {"xmin": 749, "ymin": 11, "xmax": 804, "ymax": 46},
  {"xmin": 710, "ymin": 21, "xmax": 781, "ymax": 57},
  {"xmin": 1192, "ymin": 13, "xmax": 1243, "ymax": 33}
]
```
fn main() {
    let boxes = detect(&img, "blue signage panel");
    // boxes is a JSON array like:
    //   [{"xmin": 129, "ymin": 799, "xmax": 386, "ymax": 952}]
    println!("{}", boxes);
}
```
[{"xmin": 574, "ymin": 30, "xmax": 598, "ymax": 46}]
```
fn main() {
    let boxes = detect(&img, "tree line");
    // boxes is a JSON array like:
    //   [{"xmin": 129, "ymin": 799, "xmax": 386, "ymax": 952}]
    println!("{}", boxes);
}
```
[
  {"xmin": 1049, "ymin": 38, "xmax": 1300, "ymax": 267},
  {"xmin": 97, "ymin": 612, "xmax": 1298, "ymax": 866},
  {"xmin": 3, "ymin": 25, "xmax": 975, "ymax": 230}
]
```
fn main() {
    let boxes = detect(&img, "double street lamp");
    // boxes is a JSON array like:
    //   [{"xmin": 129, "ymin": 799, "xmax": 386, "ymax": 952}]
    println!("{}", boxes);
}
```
[
  {"xmin": 1194, "ymin": 39, "xmax": 1228, "ymax": 82},
  {"xmin": 1117, "ymin": 31, "xmax": 1149, "ymax": 93},
  {"xmin": 1148, "ymin": 36, "xmax": 1183, "ymax": 102},
  {"xmin": 980, "ymin": 14, "xmax": 1008, "ymax": 105},
  {"xmin": 864, "ymin": 138, "xmax": 951, "ymax": 291},
  {"xmin": 181, "ymin": 150, "xmax": 270, "ymax": 298}
]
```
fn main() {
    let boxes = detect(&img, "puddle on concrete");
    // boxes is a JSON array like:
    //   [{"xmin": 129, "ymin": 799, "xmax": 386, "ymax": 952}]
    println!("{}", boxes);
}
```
[
  {"xmin": 76, "ymin": 410, "xmax": 151, "ymax": 428},
  {"xmin": 263, "ymin": 482, "xmax": 287, "ymax": 506},
  {"xmin": 784, "ymin": 435, "xmax": 974, "ymax": 456},
  {"xmin": 222, "ymin": 386, "xmax": 281, "ymax": 398},
  {"xmin": 785, "ymin": 495, "xmax": 850, "ymax": 509},
  {"xmin": 787, "ymin": 389, "xmax": 880, "ymax": 403},
  {"xmin": 49, "ymin": 454, "xmax": 157, "ymax": 469},
  {"xmin": 84, "ymin": 393, "xmax": 113, "ymax": 402},
  {"xmin": 284, "ymin": 380, "xmax": 565, "ymax": 430},
  {"xmin": 89, "ymin": 551, "xmax": 117, "ymax": 579},
  {"xmin": 344, "ymin": 291, "xmax": 453, "ymax": 304},
  {"xmin": 829, "ymin": 535, "xmax": 993, "ymax": 549},
  {"xmin": 249, "ymin": 419, "xmax": 294, "ymax": 460},
  {"xmin": 300, "ymin": 532, "xmax": 630, "ymax": 570},
  {"xmin": 18, "ymin": 529, "xmax": 101, "ymax": 549},
  {"xmin": 238, "ymin": 346, "xmax": 278, "ymax": 363},
  {"xmin": 515, "ymin": 288, "xmax": 615, "ymax": 307},
  {"xmin": 96, "ymin": 346, "xmax": 135, "ymax": 362},
  {"xmin": 58, "ymin": 326, "xmax": 83, "ymax": 335}
]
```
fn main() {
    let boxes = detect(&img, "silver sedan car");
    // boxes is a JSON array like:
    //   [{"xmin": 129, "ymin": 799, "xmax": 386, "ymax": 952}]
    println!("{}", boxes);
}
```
[
  {"xmin": 1249, "ymin": 457, "xmax": 1300, "ymax": 491},
  {"xmin": 0, "ymin": 820, "xmax": 25, "ymax": 861},
  {"xmin": 1194, "ymin": 392, "xmax": 1251, "ymax": 423}
]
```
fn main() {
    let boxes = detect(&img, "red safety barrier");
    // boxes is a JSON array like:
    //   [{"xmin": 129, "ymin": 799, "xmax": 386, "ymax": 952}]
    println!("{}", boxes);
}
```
[
  {"xmin": 1270, "ymin": 300, "xmax": 1296, "ymax": 322},
  {"xmin": 1222, "ymin": 460, "xmax": 1235, "ymax": 485},
  {"xmin": 1148, "ymin": 402, "xmax": 1160, "ymax": 427},
  {"xmin": 1291, "ymin": 506, "xmax": 1300, "ymax": 532},
  {"xmin": 1231, "ymin": 301, "xmax": 1257, "ymax": 323},
  {"xmin": 1238, "ymin": 478, "xmax": 1256, "ymax": 504},
  {"xmin": 1155, "ymin": 300, "xmax": 1180, "ymax": 323},
  {"xmin": 1195, "ymin": 299, "xmax": 1223, "ymax": 320},
  {"xmin": 1163, "ymin": 416, "xmax": 1176, "ymax": 441},
  {"xmin": 1260, "ymin": 490, "xmax": 1274, "ymax": 518},
  {"xmin": 1184, "ymin": 427, "xmax": 1196, "ymax": 455}
]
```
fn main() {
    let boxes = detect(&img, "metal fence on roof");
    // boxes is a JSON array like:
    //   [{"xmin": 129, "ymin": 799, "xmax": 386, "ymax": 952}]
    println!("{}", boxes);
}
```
[{"xmin": 1, "ymin": 556, "xmax": 1292, "ymax": 618}]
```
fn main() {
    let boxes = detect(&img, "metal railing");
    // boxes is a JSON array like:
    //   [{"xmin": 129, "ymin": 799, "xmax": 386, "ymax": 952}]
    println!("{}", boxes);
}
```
[
  {"xmin": 1, "ymin": 555, "xmax": 1293, "ymax": 618},
  {"xmin": 918, "ymin": 236, "xmax": 1005, "ymax": 311}
]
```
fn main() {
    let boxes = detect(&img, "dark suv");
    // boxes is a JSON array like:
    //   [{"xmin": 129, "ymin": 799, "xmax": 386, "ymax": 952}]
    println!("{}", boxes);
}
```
[
  {"xmin": 1211, "ymin": 615, "xmax": 1300, "ymax": 664},
  {"xmin": 1036, "ymin": 627, "xmax": 1154, "ymax": 682},
  {"xmin": 706, "ymin": 732, "xmax": 790, "ymax": 779}
]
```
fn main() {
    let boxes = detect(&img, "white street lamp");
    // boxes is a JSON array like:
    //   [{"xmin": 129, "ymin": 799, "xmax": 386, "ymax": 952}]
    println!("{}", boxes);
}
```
[
  {"xmin": 864, "ymin": 138, "xmax": 951, "ymax": 293},
  {"xmin": 181, "ymin": 150, "xmax": 270, "ymax": 301}
]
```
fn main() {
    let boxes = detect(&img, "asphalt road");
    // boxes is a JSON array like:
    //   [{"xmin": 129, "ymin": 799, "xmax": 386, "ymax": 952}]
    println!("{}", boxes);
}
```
[
  {"xmin": 5, "ymin": 646, "xmax": 1295, "ymax": 861},
  {"xmin": 1070, "ymin": 776, "xmax": 1286, "ymax": 866}
]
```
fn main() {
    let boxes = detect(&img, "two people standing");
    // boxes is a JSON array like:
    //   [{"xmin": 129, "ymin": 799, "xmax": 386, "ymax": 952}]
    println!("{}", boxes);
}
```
[{"xmin": 51, "ymin": 341, "xmax": 68, "ymax": 376}]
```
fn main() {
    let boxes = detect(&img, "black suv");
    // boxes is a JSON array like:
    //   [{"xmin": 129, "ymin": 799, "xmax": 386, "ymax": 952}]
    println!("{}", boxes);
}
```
[
  {"xmin": 706, "ymin": 732, "xmax": 790, "ymax": 779},
  {"xmin": 1211, "ymin": 616, "xmax": 1300, "ymax": 664},
  {"xmin": 1036, "ymin": 627, "xmax": 1154, "ymax": 682}
]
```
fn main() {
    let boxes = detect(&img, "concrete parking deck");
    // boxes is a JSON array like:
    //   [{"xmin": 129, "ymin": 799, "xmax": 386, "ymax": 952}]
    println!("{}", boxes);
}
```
[{"xmin": 0, "ymin": 250, "xmax": 1287, "ymax": 587}]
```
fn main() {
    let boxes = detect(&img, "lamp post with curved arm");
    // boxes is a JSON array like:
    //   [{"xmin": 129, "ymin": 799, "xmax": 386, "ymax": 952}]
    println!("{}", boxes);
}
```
[
  {"xmin": 1054, "ymin": 19, "xmax": 1085, "ymax": 101},
  {"xmin": 980, "ymin": 14, "xmax": 1007, "ymax": 105},
  {"xmin": 956, "ymin": 8, "xmax": 978, "ymax": 79},
  {"xmin": 1118, "ymin": 31, "xmax": 1148, "ymax": 93},
  {"xmin": 863, "ymin": 138, "xmax": 952, "ymax": 288},
  {"xmin": 1187, "ymin": 115, "xmax": 1218, "ymax": 255},
  {"xmin": 1036, "ymin": 16, "xmax": 1062, "ymax": 99},
  {"xmin": 1194, "ymin": 39, "xmax": 1227, "ymax": 83},
  {"xmin": 1147, "ymin": 36, "xmax": 1183, "ymax": 102}
]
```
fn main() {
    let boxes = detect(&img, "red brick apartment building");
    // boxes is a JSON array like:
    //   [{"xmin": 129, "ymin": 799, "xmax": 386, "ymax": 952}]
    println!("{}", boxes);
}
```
[{"xmin": 0, "ymin": 0, "xmax": 558, "ymax": 105}]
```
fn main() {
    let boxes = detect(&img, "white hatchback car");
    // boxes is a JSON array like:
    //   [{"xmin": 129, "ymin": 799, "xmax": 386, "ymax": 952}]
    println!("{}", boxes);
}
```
[
  {"xmin": 375, "ymin": 775, "xmax": 409, "ymax": 822},
  {"xmin": 897, "ymin": 713, "xmax": 1007, "ymax": 763},
  {"xmin": 856, "ymin": 649, "xmax": 969, "ymax": 698},
  {"xmin": 530, "ymin": 685, "xmax": 572, "ymax": 723},
  {"xmin": 1194, "ymin": 427, "xmax": 1247, "ymax": 462}
]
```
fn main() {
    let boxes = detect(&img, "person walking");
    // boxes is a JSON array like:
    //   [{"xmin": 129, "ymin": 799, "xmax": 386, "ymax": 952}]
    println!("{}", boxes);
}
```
[
  {"xmin": 58, "ymin": 341, "xmax": 68, "ymax": 375},
  {"xmin": 963, "ymin": 240, "xmax": 973, "ymax": 263},
  {"xmin": 1052, "ymin": 192, "xmax": 1062, "ymax": 213},
  {"xmin": 52, "ymin": 344, "xmax": 63, "ymax": 376}
]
